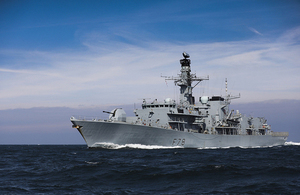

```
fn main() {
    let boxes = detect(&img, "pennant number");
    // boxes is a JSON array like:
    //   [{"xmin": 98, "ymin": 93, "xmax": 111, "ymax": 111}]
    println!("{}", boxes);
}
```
[{"xmin": 172, "ymin": 138, "xmax": 185, "ymax": 146}]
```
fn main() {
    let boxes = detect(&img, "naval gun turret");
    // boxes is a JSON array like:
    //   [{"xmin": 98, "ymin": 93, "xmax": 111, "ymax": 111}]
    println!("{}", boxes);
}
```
[
  {"xmin": 71, "ymin": 52, "xmax": 288, "ymax": 148},
  {"xmin": 103, "ymin": 108, "xmax": 126, "ymax": 122}
]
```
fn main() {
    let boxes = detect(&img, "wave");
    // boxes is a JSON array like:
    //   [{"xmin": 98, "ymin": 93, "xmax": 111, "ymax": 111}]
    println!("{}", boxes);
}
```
[
  {"xmin": 85, "ymin": 161, "xmax": 100, "ymax": 165},
  {"xmin": 92, "ymin": 142, "xmax": 184, "ymax": 149},
  {"xmin": 197, "ymin": 146, "xmax": 230, "ymax": 150},
  {"xmin": 91, "ymin": 141, "xmax": 299, "ymax": 149},
  {"xmin": 93, "ymin": 143, "xmax": 256, "ymax": 150},
  {"xmin": 285, "ymin": 141, "xmax": 300, "ymax": 146}
]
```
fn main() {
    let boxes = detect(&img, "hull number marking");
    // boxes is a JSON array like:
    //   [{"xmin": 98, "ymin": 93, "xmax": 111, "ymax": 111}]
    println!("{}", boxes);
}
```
[{"xmin": 172, "ymin": 138, "xmax": 185, "ymax": 146}]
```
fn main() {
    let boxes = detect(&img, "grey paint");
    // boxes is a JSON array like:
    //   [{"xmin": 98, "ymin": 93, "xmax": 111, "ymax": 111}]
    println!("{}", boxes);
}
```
[{"xmin": 71, "ymin": 53, "xmax": 288, "ymax": 148}]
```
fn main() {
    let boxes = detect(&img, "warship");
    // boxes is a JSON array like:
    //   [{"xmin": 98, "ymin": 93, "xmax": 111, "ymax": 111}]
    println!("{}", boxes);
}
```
[{"xmin": 71, "ymin": 52, "xmax": 288, "ymax": 148}]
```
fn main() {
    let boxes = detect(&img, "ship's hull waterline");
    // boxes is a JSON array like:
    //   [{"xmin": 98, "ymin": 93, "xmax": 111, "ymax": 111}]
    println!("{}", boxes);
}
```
[{"xmin": 71, "ymin": 119, "xmax": 287, "ymax": 148}]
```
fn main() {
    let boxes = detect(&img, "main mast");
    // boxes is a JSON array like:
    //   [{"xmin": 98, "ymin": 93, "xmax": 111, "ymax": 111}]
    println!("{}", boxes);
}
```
[{"xmin": 164, "ymin": 52, "xmax": 209, "ymax": 106}]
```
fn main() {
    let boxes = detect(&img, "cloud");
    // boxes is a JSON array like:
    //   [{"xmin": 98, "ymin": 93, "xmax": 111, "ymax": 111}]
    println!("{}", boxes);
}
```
[
  {"xmin": 248, "ymin": 27, "xmax": 263, "ymax": 36},
  {"xmin": 0, "ymin": 27, "xmax": 300, "ymax": 109}
]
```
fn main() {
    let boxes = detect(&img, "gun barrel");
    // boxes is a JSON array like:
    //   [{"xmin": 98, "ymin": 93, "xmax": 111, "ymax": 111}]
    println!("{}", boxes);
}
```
[{"xmin": 103, "ymin": 111, "xmax": 113, "ymax": 114}]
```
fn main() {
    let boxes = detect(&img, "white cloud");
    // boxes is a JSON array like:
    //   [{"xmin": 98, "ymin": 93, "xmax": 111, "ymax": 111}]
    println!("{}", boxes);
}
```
[
  {"xmin": 0, "ymin": 27, "xmax": 300, "ymax": 109},
  {"xmin": 248, "ymin": 27, "xmax": 263, "ymax": 36},
  {"xmin": 277, "ymin": 26, "xmax": 300, "ymax": 44}
]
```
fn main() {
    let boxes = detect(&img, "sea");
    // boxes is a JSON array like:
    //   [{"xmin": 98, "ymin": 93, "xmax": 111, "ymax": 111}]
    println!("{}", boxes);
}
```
[{"xmin": 1, "ymin": 142, "xmax": 300, "ymax": 195}]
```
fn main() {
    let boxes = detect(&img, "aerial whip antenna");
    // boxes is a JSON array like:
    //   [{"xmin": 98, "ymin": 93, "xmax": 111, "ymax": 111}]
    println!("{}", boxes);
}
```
[{"xmin": 225, "ymin": 78, "xmax": 228, "ymax": 97}]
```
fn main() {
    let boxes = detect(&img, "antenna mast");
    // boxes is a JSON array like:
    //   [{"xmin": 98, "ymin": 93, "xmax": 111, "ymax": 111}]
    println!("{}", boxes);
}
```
[
  {"xmin": 162, "ymin": 52, "xmax": 209, "ymax": 106},
  {"xmin": 225, "ymin": 78, "xmax": 228, "ymax": 97}
]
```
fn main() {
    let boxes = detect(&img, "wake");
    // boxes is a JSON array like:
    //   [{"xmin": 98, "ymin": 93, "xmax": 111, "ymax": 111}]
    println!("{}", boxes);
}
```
[
  {"xmin": 285, "ymin": 141, "xmax": 300, "ymax": 146},
  {"xmin": 92, "ymin": 142, "xmax": 183, "ymax": 149},
  {"xmin": 91, "ymin": 141, "xmax": 299, "ymax": 149}
]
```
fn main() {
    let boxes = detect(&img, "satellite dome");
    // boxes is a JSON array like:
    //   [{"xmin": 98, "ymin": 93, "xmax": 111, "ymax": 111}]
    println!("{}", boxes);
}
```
[
  {"xmin": 164, "ymin": 98, "xmax": 173, "ymax": 103},
  {"xmin": 200, "ymin": 96, "xmax": 209, "ymax": 104}
]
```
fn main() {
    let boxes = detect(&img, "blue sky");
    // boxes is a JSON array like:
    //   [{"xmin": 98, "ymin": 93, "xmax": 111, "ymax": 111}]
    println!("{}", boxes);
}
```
[
  {"xmin": 1, "ymin": 0, "xmax": 300, "ymax": 109},
  {"xmin": 0, "ymin": 0, "xmax": 300, "ymax": 144}
]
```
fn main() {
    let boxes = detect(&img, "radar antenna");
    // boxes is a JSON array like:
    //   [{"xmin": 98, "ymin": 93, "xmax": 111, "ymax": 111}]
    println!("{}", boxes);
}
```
[
  {"xmin": 182, "ymin": 52, "xmax": 190, "ymax": 59},
  {"xmin": 162, "ymin": 52, "xmax": 209, "ymax": 106}
]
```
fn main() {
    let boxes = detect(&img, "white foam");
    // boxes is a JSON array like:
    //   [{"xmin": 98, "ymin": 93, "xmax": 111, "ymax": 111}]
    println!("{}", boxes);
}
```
[
  {"xmin": 285, "ymin": 141, "xmax": 300, "ymax": 146},
  {"xmin": 91, "ymin": 142, "xmax": 299, "ymax": 149},
  {"xmin": 197, "ymin": 147, "xmax": 226, "ymax": 150},
  {"xmin": 85, "ymin": 161, "xmax": 99, "ymax": 165},
  {"xmin": 197, "ymin": 145, "xmax": 277, "ymax": 150},
  {"xmin": 92, "ymin": 142, "xmax": 184, "ymax": 149}
]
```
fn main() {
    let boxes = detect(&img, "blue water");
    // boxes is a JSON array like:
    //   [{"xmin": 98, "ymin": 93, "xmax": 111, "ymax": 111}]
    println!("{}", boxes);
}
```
[{"xmin": 1, "ymin": 144, "xmax": 300, "ymax": 194}]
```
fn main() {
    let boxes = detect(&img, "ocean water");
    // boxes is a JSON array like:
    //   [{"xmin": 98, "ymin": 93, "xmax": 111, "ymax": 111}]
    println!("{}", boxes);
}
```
[{"xmin": 1, "ymin": 143, "xmax": 300, "ymax": 195}]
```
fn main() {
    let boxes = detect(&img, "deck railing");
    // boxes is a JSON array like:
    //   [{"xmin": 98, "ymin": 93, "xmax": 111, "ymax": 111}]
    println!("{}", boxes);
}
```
[
  {"xmin": 71, "ymin": 116, "xmax": 104, "ymax": 121},
  {"xmin": 271, "ymin": 132, "xmax": 289, "ymax": 137}
]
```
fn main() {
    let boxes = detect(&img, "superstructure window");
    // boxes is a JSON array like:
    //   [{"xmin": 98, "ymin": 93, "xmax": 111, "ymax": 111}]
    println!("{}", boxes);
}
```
[{"xmin": 210, "ymin": 96, "xmax": 224, "ymax": 101}]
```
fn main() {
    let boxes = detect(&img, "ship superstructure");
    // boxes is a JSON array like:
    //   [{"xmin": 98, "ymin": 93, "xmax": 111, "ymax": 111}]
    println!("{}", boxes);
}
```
[{"xmin": 71, "ymin": 52, "xmax": 288, "ymax": 148}]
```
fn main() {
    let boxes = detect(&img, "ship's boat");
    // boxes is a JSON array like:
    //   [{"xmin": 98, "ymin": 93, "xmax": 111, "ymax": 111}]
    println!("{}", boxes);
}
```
[{"xmin": 71, "ymin": 52, "xmax": 288, "ymax": 148}]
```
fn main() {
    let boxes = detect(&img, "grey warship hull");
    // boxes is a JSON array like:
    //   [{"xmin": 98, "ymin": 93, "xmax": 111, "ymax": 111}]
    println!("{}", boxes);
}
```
[
  {"xmin": 71, "ymin": 52, "xmax": 288, "ymax": 148},
  {"xmin": 71, "ymin": 119, "xmax": 287, "ymax": 148}
]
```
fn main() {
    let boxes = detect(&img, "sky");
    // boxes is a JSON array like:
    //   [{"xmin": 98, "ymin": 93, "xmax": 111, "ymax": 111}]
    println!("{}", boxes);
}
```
[{"xmin": 0, "ymin": 0, "xmax": 300, "ymax": 144}]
